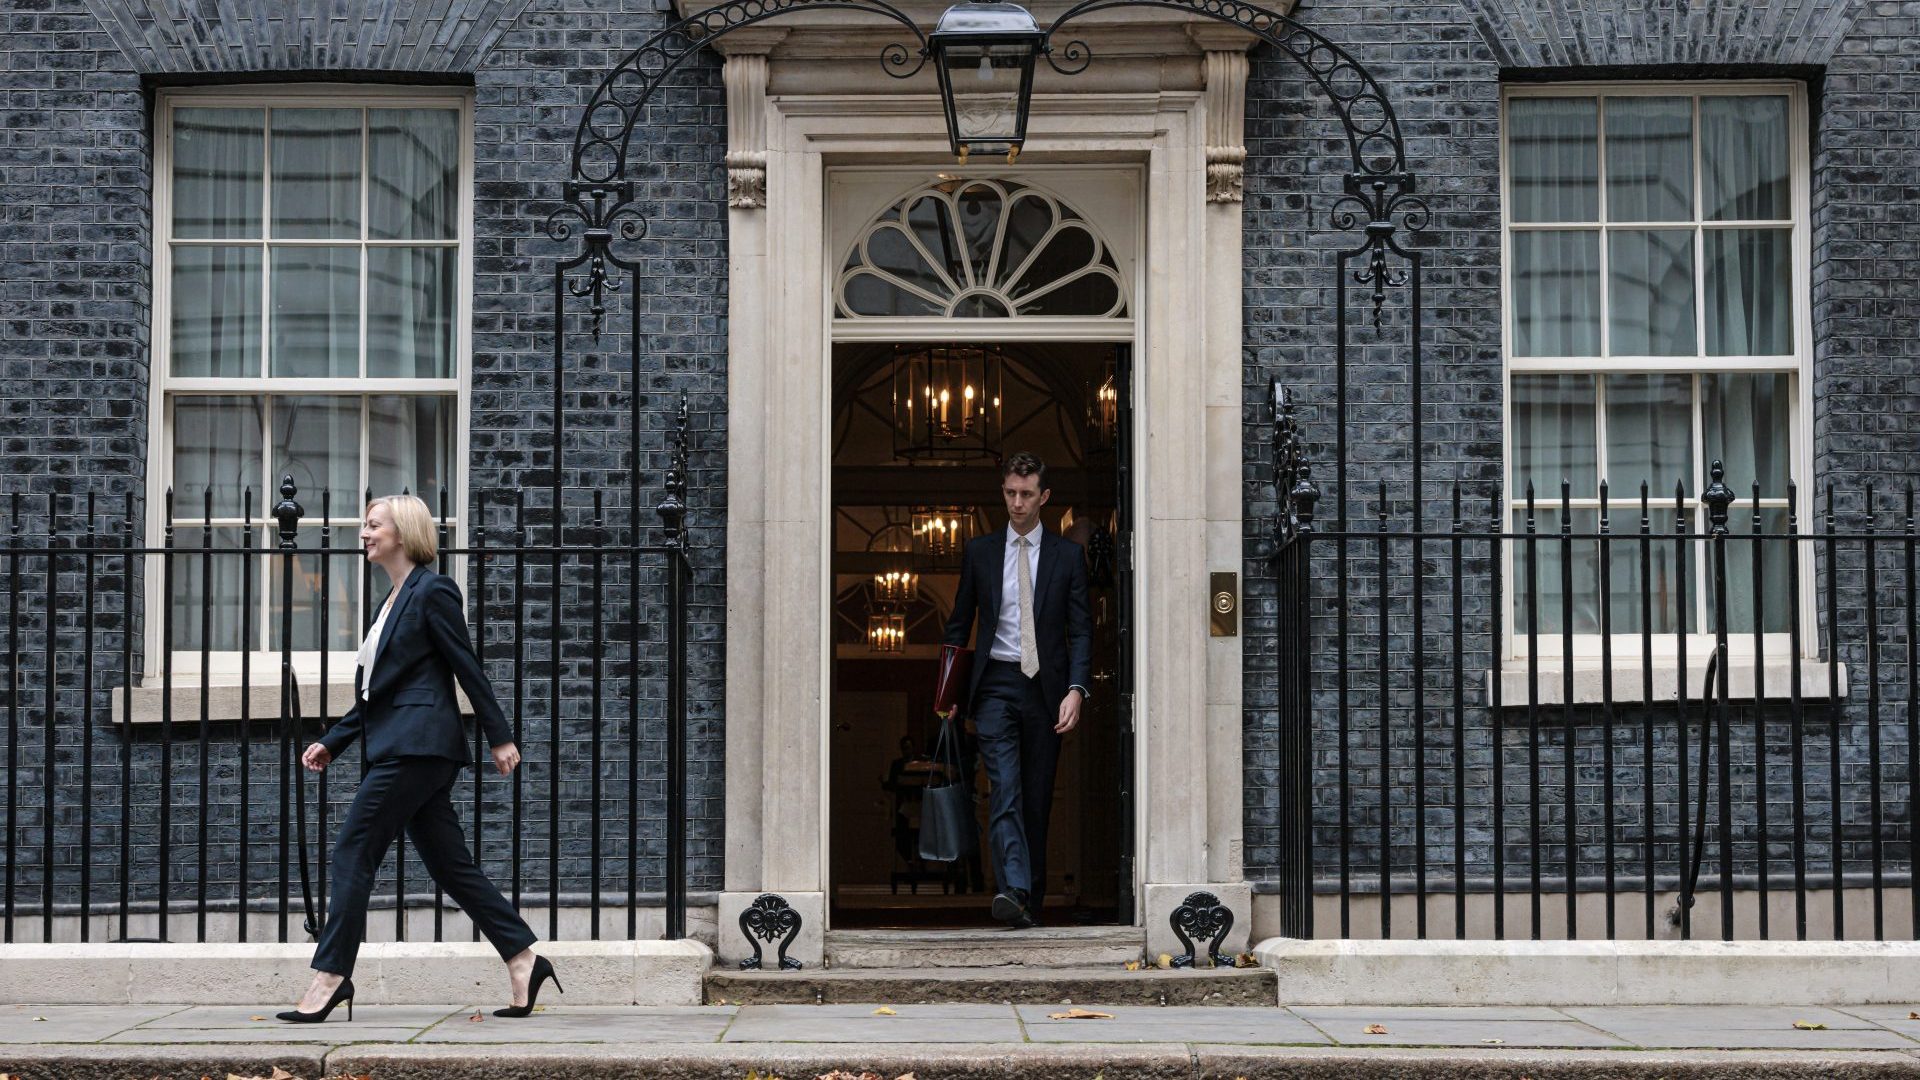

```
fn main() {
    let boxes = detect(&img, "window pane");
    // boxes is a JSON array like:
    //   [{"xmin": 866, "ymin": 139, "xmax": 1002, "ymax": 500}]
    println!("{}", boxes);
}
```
[
  {"xmin": 1703, "ymin": 373, "xmax": 1791, "ymax": 497},
  {"xmin": 1704, "ymin": 228, "xmax": 1791, "ymax": 355},
  {"xmin": 270, "ymin": 109, "xmax": 362, "ymax": 239},
  {"xmin": 905, "ymin": 196, "xmax": 965, "ymax": 286},
  {"xmin": 368, "ymin": 109, "xmax": 459, "ymax": 240},
  {"xmin": 1508, "ymin": 97, "xmax": 1598, "ymax": 223},
  {"xmin": 1511, "ymin": 230, "xmax": 1601, "ymax": 357},
  {"xmin": 170, "ymin": 527, "xmax": 250, "ymax": 651},
  {"xmin": 368, "ymin": 248, "xmax": 455, "ymax": 377},
  {"xmin": 1512, "ymin": 508, "xmax": 1600, "ymax": 636},
  {"xmin": 1701, "ymin": 95, "xmax": 1790, "ymax": 221},
  {"xmin": 1604, "ymin": 374, "xmax": 1693, "ymax": 492},
  {"xmin": 271, "ymin": 246, "xmax": 360, "ymax": 377},
  {"xmin": 272, "ymin": 396, "xmax": 360, "ymax": 506},
  {"xmin": 170, "ymin": 247, "xmax": 261, "ymax": 377},
  {"xmin": 1602, "ymin": 508, "xmax": 1695, "ymax": 634},
  {"xmin": 1604, "ymin": 96, "xmax": 1692, "ymax": 222},
  {"xmin": 369, "ymin": 395, "xmax": 456, "ymax": 511},
  {"xmin": 171, "ymin": 396, "xmax": 263, "ymax": 519},
  {"xmin": 1726, "ymin": 508, "xmax": 1792, "ymax": 634},
  {"xmin": 1608, "ymin": 229, "xmax": 1696, "ymax": 356},
  {"xmin": 1511, "ymin": 374, "xmax": 1597, "ymax": 498},
  {"xmin": 271, "ymin": 526, "xmax": 361, "ymax": 652},
  {"xmin": 172, "ymin": 108, "xmax": 262, "ymax": 239}
]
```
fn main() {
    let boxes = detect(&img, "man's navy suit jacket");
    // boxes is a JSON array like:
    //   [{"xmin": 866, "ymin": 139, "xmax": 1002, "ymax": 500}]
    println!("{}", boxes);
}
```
[
  {"xmin": 942, "ymin": 527, "xmax": 1094, "ymax": 714},
  {"xmin": 319, "ymin": 565, "xmax": 512, "ymax": 767}
]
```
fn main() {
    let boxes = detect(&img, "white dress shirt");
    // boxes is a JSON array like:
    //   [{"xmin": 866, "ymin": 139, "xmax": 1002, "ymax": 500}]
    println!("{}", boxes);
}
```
[{"xmin": 989, "ymin": 522, "xmax": 1044, "ymax": 663}]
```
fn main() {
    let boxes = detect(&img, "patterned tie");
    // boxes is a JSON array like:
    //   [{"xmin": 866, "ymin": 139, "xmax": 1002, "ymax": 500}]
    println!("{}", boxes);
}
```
[{"xmin": 1015, "ymin": 535, "xmax": 1039, "ymax": 678}]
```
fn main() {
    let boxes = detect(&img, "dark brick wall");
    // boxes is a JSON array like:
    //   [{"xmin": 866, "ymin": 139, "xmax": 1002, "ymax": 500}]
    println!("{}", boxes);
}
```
[
  {"xmin": 1240, "ymin": 0, "xmax": 1920, "ymax": 922},
  {"xmin": 0, "ymin": 0, "xmax": 729, "ymax": 925}
]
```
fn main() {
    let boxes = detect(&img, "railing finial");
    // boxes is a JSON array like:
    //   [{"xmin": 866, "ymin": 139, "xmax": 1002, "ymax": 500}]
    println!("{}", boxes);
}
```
[
  {"xmin": 1703, "ymin": 459, "xmax": 1735, "ymax": 537},
  {"xmin": 272, "ymin": 476, "xmax": 303, "ymax": 551}
]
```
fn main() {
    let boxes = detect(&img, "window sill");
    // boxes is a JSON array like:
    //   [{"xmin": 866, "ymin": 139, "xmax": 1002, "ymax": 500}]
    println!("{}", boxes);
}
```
[
  {"xmin": 1491, "ymin": 657, "xmax": 1847, "ymax": 707},
  {"xmin": 112, "ymin": 682, "xmax": 474, "ymax": 725}
]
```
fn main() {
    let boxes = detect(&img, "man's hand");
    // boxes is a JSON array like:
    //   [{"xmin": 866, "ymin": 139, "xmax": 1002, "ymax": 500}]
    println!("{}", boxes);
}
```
[
  {"xmin": 301, "ymin": 742, "xmax": 332, "ymax": 772},
  {"xmin": 1055, "ymin": 688, "xmax": 1083, "ymax": 734},
  {"xmin": 490, "ymin": 741, "xmax": 522, "ymax": 776}
]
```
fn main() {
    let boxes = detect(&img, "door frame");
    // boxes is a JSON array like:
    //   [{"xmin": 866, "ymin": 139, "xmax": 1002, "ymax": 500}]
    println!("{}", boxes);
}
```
[{"xmin": 716, "ymin": 86, "xmax": 1250, "ymax": 965}]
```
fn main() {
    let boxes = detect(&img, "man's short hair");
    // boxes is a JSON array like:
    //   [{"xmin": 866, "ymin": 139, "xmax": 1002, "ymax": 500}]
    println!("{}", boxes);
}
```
[{"xmin": 1001, "ymin": 451, "xmax": 1048, "ymax": 491}]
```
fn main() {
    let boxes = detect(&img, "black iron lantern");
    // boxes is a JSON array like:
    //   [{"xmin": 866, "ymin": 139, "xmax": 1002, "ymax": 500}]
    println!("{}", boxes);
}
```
[{"xmin": 928, "ymin": 1, "xmax": 1043, "ymax": 163}]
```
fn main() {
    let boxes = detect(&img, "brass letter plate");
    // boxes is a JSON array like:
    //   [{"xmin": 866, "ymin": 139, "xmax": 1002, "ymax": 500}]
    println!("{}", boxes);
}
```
[{"xmin": 1209, "ymin": 571, "xmax": 1238, "ymax": 637}]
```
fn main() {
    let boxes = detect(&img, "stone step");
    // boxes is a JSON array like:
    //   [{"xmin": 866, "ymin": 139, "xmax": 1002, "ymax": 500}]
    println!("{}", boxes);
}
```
[
  {"xmin": 825, "ymin": 925, "xmax": 1146, "ymax": 969},
  {"xmin": 705, "ymin": 964, "xmax": 1277, "ymax": 1006}
]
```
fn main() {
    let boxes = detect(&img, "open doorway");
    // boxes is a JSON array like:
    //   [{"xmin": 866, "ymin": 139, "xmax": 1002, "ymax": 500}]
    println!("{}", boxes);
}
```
[{"xmin": 828, "ymin": 341, "xmax": 1131, "ymax": 928}]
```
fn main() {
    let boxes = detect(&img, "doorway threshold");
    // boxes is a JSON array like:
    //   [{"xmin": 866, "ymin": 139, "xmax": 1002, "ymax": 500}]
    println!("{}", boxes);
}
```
[{"xmin": 826, "ymin": 925, "xmax": 1144, "ymax": 970}]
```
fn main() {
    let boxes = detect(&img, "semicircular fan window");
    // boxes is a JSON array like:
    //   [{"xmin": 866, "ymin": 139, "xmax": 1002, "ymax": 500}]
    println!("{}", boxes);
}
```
[{"xmin": 837, "ymin": 180, "xmax": 1129, "ymax": 319}]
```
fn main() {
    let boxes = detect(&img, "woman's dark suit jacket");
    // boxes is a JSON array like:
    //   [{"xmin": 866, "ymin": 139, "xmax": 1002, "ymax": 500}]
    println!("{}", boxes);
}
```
[{"xmin": 318, "ymin": 565, "xmax": 511, "ymax": 767}]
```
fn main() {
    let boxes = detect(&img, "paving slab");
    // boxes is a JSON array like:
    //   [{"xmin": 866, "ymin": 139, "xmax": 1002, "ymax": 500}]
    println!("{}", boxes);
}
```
[
  {"xmin": 1193, "ymin": 1044, "xmax": 1920, "ymax": 1079},
  {"xmin": 1016, "ymin": 1004, "xmax": 1330, "ymax": 1044},
  {"xmin": 0, "ymin": 1004, "xmax": 185, "ymax": 1042},
  {"xmin": 723, "ymin": 1002, "xmax": 1024, "ymax": 1043},
  {"xmin": 1565, "ymin": 1004, "xmax": 1920, "ymax": 1050},
  {"xmin": 130, "ymin": 1002, "xmax": 460, "ymax": 1030},
  {"xmin": 1301, "ymin": 1015, "xmax": 1631, "ymax": 1048},
  {"xmin": 1836, "ymin": 1003, "xmax": 1920, "ymax": 1035},
  {"xmin": 102, "ymin": 1023, "xmax": 431, "ymax": 1044},
  {"xmin": 1290, "ymin": 1004, "xmax": 1577, "ymax": 1022},
  {"xmin": 415, "ymin": 1003, "xmax": 737, "ymax": 1042}
]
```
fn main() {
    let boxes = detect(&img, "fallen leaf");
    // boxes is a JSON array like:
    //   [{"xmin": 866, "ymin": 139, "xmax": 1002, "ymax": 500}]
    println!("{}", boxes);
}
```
[
  {"xmin": 1233, "ymin": 952, "xmax": 1258, "ymax": 968},
  {"xmin": 249, "ymin": 1015, "xmax": 268, "ymax": 1021},
  {"xmin": 1483, "ymin": 1038, "xmax": 1504, "ymax": 1044},
  {"xmin": 895, "ymin": 1073, "xmax": 917, "ymax": 1080},
  {"xmin": 1792, "ymin": 1020, "xmax": 1828, "ymax": 1030},
  {"xmin": 270, "ymin": 1070, "xmax": 299, "ymax": 1080},
  {"xmin": 31, "ymin": 1016, "xmax": 45, "ymax": 1022},
  {"xmin": 534, "ymin": 1004, "xmax": 549, "ymax": 1013},
  {"xmin": 468, "ymin": 1011, "xmax": 486, "ymax": 1023},
  {"xmin": 1123, "ymin": 960, "xmax": 1141, "ymax": 972},
  {"xmin": 1047, "ymin": 1008, "xmax": 1115, "ymax": 1020},
  {"xmin": 1909, "ymin": 1012, "xmax": 1918, "ymax": 1020},
  {"xmin": 1155, "ymin": 952, "xmax": 1173, "ymax": 969},
  {"xmin": 873, "ymin": 1006, "xmax": 897, "ymax": 1016},
  {"xmin": 1363, "ymin": 1023, "xmax": 1390, "ymax": 1035}
]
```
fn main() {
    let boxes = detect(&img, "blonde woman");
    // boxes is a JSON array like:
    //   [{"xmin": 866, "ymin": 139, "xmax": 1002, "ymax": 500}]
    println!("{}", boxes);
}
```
[{"xmin": 279, "ymin": 494, "xmax": 560, "ymax": 1022}]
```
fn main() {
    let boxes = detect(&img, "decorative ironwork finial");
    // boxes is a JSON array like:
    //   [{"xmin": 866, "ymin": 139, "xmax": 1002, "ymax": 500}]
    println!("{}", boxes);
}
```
[
  {"xmin": 547, "ymin": 181, "xmax": 645, "ymax": 340},
  {"xmin": 1271, "ymin": 381, "xmax": 1318, "ymax": 544},
  {"xmin": 657, "ymin": 391, "xmax": 691, "ymax": 546},
  {"xmin": 1702, "ymin": 459, "xmax": 1735, "ymax": 537},
  {"xmin": 272, "ymin": 476, "xmax": 303, "ymax": 550}
]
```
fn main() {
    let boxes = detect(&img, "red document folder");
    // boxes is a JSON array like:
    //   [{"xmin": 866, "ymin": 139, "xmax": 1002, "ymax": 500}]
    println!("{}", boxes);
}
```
[{"xmin": 932, "ymin": 643, "xmax": 974, "ymax": 718}]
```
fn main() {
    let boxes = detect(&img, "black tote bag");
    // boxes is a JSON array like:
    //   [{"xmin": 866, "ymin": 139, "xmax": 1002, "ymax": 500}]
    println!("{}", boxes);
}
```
[{"xmin": 917, "ymin": 717, "xmax": 978, "ymax": 863}]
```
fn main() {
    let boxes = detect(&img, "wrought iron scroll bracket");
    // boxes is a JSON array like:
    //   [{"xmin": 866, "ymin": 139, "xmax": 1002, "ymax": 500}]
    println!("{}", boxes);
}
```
[
  {"xmin": 738, "ymin": 892, "xmax": 804, "ymax": 970},
  {"xmin": 1331, "ymin": 171, "xmax": 1428, "ymax": 328},
  {"xmin": 546, "ymin": 181, "xmax": 644, "ymax": 340},
  {"xmin": 1168, "ymin": 890, "xmax": 1235, "ymax": 968}
]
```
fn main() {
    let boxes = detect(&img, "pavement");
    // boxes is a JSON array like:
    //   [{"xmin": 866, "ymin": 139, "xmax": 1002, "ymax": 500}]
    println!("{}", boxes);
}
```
[{"xmin": 8, "ymin": 1001, "xmax": 1920, "ymax": 1078}]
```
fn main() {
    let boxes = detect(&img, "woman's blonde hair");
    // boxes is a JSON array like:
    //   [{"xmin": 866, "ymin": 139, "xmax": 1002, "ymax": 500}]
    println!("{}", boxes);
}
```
[{"xmin": 367, "ymin": 494, "xmax": 438, "ymax": 566}]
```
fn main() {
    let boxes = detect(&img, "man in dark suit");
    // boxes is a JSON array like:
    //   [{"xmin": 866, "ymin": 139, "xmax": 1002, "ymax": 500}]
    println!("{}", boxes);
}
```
[{"xmin": 943, "ymin": 451, "xmax": 1092, "ymax": 928}]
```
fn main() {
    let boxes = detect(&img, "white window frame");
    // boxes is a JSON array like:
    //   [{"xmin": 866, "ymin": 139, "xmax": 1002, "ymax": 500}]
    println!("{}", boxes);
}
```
[
  {"xmin": 145, "ymin": 85, "xmax": 474, "ymax": 685},
  {"xmin": 1498, "ymin": 80, "xmax": 1816, "ymax": 671}
]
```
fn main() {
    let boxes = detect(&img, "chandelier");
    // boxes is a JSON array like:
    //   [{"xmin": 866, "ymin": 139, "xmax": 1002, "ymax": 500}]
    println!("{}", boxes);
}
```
[
  {"xmin": 867, "ymin": 612, "xmax": 906, "ymax": 653},
  {"xmin": 912, "ymin": 506, "xmax": 976, "ymax": 557},
  {"xmin": 1087, "ymin": 370, "xmax": 1117, "ymax": 451},
  {"xmin": 873, "ymin": 569, "xmax": 919, "ymax": 607},
  {"xmin": 892, "ymin": 344, "xmax": 1004, "ymax": 462}
]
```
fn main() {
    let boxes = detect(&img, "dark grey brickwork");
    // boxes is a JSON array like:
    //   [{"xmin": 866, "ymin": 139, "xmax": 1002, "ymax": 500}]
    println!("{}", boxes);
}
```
[
  {"xmin": 0, "ymin": 0, "xmax": 728, "ymax": 927},
  {"xmin": 1241, "ymin": 0, "xmax": 1920, "ymax": 927}
]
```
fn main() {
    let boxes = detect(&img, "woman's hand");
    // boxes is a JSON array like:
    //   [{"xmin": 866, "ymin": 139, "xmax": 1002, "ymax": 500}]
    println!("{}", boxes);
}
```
[
  {"xmin": 490, "ymin": 741, "xmax": 521, "ymax": 776},
  {"xmin": 301, "ymin": 743, "xmax": 333, "ymax": 772}
]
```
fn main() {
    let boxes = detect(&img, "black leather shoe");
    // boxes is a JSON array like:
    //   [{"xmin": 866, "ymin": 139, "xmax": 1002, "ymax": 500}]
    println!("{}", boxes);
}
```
[
  {"xmin": 992, "ymin": 888, "xmax": 1034, "ymax": 928},
  {"xmin": 277, "ymin": 977, "xmax": 353, "ymax": 1023},
  {"xmin": 495, "ymin": 954, "xmax": 564, "ymax": 1018}
]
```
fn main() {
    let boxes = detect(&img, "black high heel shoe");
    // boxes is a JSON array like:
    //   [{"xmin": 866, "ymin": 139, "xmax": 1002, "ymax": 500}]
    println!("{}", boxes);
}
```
[
  {"xmin": 276, "ymin": 977, "xmax": 354, "ymax": 1023},
  {"xmin": 495, "ymin": 955, "xmax": 563, "ymax": 1018}
]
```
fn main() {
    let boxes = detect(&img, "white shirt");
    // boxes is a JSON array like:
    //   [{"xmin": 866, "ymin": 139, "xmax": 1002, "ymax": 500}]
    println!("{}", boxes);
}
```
[
  {"xmin": 356, "ymin": 591, "xmax": 398, "ymax": 702},
  {"xmin": 990, "ymin": 522, "xmax": 1043, "ymax": 663}
]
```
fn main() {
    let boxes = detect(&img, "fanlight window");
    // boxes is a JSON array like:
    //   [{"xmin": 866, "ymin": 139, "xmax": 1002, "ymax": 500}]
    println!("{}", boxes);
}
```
[{"xmin": 837, "ymin": 179, "xmax": 1129, "ymax": 319}]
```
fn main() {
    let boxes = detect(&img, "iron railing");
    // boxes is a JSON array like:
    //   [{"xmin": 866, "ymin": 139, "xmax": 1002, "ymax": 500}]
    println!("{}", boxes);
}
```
[
  {"xmin": 1267, "ymin": 385, "xmax": 1918, "ymax": 942},
  {"xmin": 0, "ymin": 416, "xmax": 694, "ymax": 945}
]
